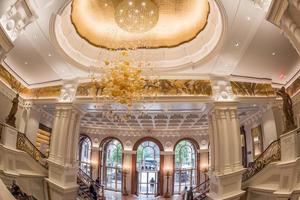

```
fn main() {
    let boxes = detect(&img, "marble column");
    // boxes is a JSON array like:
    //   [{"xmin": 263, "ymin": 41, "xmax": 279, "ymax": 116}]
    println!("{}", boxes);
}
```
[
  {"xmin": 46, "ymin": 103, "xmax": 83, "ymax": 200},
  {"xmin": 207, "ymin": 102, "xmax": 245, "ymax": 200}
]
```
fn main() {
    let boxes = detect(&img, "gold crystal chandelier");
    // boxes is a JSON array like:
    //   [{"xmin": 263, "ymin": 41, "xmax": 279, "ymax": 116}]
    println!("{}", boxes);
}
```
[
  {"xmin": 115, "ymin": 0, "xmax": 159, "ymax": 33},
  {"xmin": 100, "ymin": 51, "xmax": 146, "ymax": 107}
]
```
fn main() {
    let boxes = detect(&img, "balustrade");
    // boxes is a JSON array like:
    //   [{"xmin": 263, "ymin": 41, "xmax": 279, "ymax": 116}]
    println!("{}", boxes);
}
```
[{"xmin": 16, "ymin": 132, "xmax": 48, "ymax": 169}]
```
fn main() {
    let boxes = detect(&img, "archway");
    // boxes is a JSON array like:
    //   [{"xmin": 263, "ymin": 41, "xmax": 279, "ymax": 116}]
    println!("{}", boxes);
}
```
[
  {"xmin": 132, "ymin": 137, "xmax": 164, "ymax": 196},
  {"xmin": 78, "ymin": 135, "xmax": 92, "ymax": 176},
  {"xmin": 173, "ymin": 139, "xmax": 198, "ymax": 194},
  {"xmin": 100, "ymin": 138, "xmax": 123, "ymax": 191}
]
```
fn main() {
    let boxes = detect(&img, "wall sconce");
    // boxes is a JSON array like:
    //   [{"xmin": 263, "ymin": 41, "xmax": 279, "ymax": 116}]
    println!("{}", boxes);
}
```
[
  {"xmin": 91, "ymin": 160, "xmax": 98, "ymax": 167},
  {"xmin": 164, "ymin": 167, "xmax": 172, "ymax": 198},
  {"xmin": 123, "ymin": 165, "xmax": 130, "ymax": 196}
]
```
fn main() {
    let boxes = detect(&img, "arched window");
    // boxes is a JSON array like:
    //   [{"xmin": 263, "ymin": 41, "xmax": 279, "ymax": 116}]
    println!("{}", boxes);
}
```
[
  {"xmin": 174, "ymin": 140, "xmax": 197, "ymax": 194},
  {"xmin": 103, "ymin": 139, "xmax": 123, "ymax": 191},
  {"xmin": 79, "ymin": 136, "xmax": 92, "ymax": 176},
  {"xmin": 136, "ymin": 141, "xmax": 160, "ymax": 195}
]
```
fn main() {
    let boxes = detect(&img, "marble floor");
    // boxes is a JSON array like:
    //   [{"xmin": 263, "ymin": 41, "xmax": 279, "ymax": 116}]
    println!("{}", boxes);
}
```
[{"xmin": 104, "ymin": 191, "xmax": 181, "ymax": 200}]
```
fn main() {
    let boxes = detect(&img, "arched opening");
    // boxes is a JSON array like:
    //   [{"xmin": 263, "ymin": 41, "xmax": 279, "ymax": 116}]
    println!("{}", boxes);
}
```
[
  {"xmin": 132, "ymin": 137, "xmax": 164, "ymax": 196},
  {"xmin": 101, "ymin": 139, "xmax": 123, "ymax": 191},
  {"xmin": 173, "ymin": 140, "xmax": 197, "ymax": 194},
  {"xmin": 78, "ymin": 135, "xmax": 92, "ymax": 176},
  {"xmin": 137, "ymin": 141, "xmax": 160, "ymax": 195}
]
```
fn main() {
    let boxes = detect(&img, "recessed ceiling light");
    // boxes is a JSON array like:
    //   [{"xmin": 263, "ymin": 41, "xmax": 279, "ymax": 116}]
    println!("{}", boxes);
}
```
[
  {"xmin": 234, "ymin": 42, "xmax": 240, "ymax": 47},
  {"xmin": 247, "ymin": 16, "xmax": 251, "ymax": 21},
  {"xmin": 272, "ymin": 52, "xmax": 276, "ymax": 56},
  {"xmin": 142, "ymin": 2, "xmax": 146, "ymax": 6},
  {"xmin": 129, "ymin": 1, "xmax": 133, "ymax": 6},
  {"xmin": 24, "ymin": 61, "xmax": 28, "ymax": 65},
  {"xmin": 48, "ymin": 53, "xmax": 52, "ymax": 57}
]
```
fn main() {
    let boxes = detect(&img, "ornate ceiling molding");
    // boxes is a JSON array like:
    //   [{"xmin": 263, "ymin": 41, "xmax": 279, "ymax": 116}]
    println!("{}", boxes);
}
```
[
  {"xmin": 52, "ymin": 0, "xmax": 225, "ymax": 72},
  {"xmin": 80, "ymin": 110, "xmax": 209, "ymax": 131},
  {"xmin": 80, "ymin": 127, "xmax": 209, "ymax": 137},
  {"xmin": 70, "ymin": 0, "xmax": 210, "ymax": 49}
]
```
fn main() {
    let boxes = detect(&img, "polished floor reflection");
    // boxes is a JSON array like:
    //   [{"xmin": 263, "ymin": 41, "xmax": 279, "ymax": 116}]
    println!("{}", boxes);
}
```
[{"xmin": 104, "ymin": 191, "xmax": 181, "ymax": 200}]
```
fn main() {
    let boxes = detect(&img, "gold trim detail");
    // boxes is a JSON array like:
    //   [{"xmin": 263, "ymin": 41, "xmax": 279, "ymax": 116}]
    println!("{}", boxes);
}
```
[
  {"xmin": 231, "ymin": 81, "xmax": 276, "ymax": 97},
  {"xmin": 76, "ymin": 80, "xmax": 213, "ymax": 97}
]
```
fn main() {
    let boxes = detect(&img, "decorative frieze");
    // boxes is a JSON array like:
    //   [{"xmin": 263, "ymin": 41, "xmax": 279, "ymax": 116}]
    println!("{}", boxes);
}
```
[
  {"xmin": 231, "ymin": 81, "xmax": 275, "ymax": 97},
  {"xmin": 80, "ymin": 127, "xmax": 208, "ymax": 137}
]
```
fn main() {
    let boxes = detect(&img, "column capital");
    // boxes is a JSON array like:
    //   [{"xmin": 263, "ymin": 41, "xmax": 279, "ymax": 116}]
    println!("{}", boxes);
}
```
[
  {"xmin": 54, "ymin": 102, "xmax": 86, "ymax": 116},
  {"xmin": 58, "ymin": 80, "xmax": 78, "ymax": 103}
]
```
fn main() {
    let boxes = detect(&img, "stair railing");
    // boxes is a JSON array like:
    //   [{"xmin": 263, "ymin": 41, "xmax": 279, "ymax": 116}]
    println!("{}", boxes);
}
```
[
  {"xmin": 0, "ymin": 122, "xmax": 3, "ymax": 142},
  {"xmin": 242, "ymin": 139, "xmax": 281, "ymax": 182},
  {"xmin": 78, "ymin": 168, "xmax": 105, "ymax": 199},
  {"xmin": 192, "ymin": 178, "xmax": 210, "ymax": 200},
  {"xmin": 16, "ymin": 132, "xmax": 48, "ymax": 169}
]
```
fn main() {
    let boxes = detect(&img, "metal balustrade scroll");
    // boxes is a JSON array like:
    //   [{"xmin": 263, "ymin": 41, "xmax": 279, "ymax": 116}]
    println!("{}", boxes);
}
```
[
  {"xmin": 78, "ymin": 168, "xmax": 105, "ymax": 199},
  {"xmin": 16, "ymin": 132, "xmax": 48, "ymax": 169},
  {"xmin": 192, "ymin": 178, "xmax": 210, "ymax": 200},
  {"xmin": 242, "ymin": 139, "xmax": 281, "ymax": 182}
]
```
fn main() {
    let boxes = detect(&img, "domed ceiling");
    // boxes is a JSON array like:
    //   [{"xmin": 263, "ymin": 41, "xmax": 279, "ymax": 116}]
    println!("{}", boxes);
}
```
[
  {"xmin": 71, "ymin": 0, "xmax": 210, "ymax": 49},
  {"xmin": 54, "ymin": 0, "xmax": 224, "ymax": 72}
]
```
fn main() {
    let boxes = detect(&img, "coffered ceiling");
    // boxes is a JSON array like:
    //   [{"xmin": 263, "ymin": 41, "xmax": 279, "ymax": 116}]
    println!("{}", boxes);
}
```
[
  {"xmin": 38, "ymin": 101, "xmax": 264, "ymax": 131},
  {"xmin": 1, "ymin": 0, "xmax": 299, "ymax": 87}
]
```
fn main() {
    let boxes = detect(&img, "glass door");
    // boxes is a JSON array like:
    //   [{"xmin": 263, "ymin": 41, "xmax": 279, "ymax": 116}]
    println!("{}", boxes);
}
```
[
  {"xmin": 174, "ymin": 169, "xmax": 196, "ymax": 194},
  {"xmin": 138, "ymin": 171, "xmax": 158, "ymax": 196},
  {"xmin": 105, "ymin": 167, "xmax": 122, "ymax": 191}
]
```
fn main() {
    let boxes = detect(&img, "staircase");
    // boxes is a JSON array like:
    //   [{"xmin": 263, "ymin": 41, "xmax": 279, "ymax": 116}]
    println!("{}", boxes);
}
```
[
  {"xmin": 192, "ymin": 178, "xmax": 210, "ymax": 200},
  {"xmin": 77, "ymin": 178, "xmax": 92, "ymax": 200},
  {"xmin": 77, "ymin": 169, "xmax": 105, "ymax": 200},
  {"xmin": 242, "ymin": 139, "xmax": 281, "ymax": 182},
  {"xmin": 6, "ymin": 182, "xmax": 37, "ymax": 200},
  {"xmin": 16, "ymin": 131, "xmax": 48, "ymax": 169}
]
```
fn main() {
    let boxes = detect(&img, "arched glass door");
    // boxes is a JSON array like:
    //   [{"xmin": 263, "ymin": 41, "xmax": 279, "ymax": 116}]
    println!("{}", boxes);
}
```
[
  {"xmin": 79, "ymin": 136, "xmax": 92, "ymax": 176},
  {"xmin": 136, "ymin": 141, "xmax": 160, "ymax": 196},
  {"xmin": 103, "ymin": 139, "xmax": 122, "ymax": 191},
  {"xmin": 174, "ymin": 140, "xmax": 197, "ymax": 194}
]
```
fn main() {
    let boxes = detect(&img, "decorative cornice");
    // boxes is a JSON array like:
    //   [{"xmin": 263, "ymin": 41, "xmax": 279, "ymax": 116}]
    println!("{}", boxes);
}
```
[
  {"xmin": 80, "ymin": 127, "xmax": 209, "ymax": 137},
  {"xmin": 266, "ymin": 0, "xmax": 289, "ymax": 26}
]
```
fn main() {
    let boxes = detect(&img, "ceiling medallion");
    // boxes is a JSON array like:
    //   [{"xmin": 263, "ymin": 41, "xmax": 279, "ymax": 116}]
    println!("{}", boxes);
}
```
[{"xmin": 115, "ymin": 0, "xmax": 159, "ymax": 33}]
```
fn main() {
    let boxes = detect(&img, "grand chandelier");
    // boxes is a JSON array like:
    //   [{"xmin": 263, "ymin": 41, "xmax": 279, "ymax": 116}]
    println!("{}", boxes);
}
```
[
  {"xmin": 100, "ymin": 51, "xmax": 146, "ymax": 107},
  {"xmin": 115, "ymin": 0, "xmax": 159, "ymax": 33}
]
